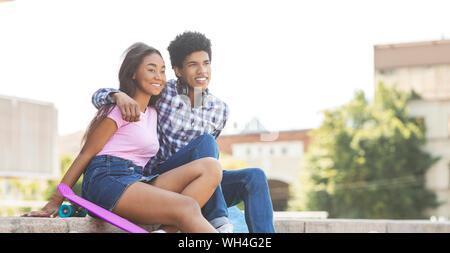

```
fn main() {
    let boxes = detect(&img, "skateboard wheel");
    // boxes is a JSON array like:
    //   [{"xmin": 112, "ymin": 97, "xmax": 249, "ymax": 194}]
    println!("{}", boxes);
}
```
[{"xmin": 59, "ymin": 204, "xmax": 73, "ymax": 218}]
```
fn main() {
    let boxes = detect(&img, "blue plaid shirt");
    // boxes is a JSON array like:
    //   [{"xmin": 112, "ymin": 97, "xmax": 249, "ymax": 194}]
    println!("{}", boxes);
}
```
[{"xmin": 92, "ymin": 79, "xmax": 229, "ymax": 173}]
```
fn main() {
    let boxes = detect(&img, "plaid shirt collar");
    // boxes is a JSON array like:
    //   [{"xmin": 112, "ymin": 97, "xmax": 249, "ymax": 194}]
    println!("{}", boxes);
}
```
[{"xmin": 175, "ymin": 78, "xmax": 210, "ymax": 105}]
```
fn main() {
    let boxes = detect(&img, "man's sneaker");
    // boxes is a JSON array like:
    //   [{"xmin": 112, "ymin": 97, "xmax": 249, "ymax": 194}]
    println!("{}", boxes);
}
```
[
  {"xmin": 216, "ymin": 223, "xmax": 234, "ymax": 233},
  {"xmin": 151, "ymin": 229, "xmax": 167, "ymax": 233}
]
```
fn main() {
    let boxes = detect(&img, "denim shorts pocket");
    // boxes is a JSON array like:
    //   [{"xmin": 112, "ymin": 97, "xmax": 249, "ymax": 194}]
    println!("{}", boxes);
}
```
[
  {"xmin": 107, "ymin": 161, "xmax": 135, "ymax": 177},
  {"xmin": 87, "ymin": 160, "xmax": 106, "ymax": 170}
]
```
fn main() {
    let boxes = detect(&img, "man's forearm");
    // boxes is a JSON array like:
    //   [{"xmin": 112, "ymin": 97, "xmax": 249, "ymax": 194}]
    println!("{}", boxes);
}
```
[{"xmin": 91, "ymin": 88, "xmax": 120, "ymax": 109}]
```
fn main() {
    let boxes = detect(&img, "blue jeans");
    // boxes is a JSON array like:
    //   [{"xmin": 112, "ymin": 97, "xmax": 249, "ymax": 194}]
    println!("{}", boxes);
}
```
[{"xmin": 148, "ymin": 134, "xmax": 275, "ymax": 233}]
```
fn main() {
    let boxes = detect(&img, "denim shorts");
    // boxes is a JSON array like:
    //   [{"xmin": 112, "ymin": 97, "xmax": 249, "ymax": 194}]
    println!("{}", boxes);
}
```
[{"xmin": 81, "ymin": 155, "xmax": 159, "ymax": 213}]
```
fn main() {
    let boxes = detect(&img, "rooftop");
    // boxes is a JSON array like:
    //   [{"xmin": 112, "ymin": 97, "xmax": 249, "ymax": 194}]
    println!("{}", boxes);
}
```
[{"xmin": 374, "ymin": 39, "xmax": 450, "ymax": 70}]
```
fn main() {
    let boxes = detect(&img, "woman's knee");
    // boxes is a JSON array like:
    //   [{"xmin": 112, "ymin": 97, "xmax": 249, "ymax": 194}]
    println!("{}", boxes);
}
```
[{"xmin": 198, "ymin": 157, "xmax": 223, "ymax": 185}]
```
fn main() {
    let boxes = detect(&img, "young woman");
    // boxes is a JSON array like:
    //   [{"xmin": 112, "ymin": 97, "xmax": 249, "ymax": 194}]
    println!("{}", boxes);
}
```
[{"xmin": 23, "ymin": 43, "xmax": 222, "ymax": 233}]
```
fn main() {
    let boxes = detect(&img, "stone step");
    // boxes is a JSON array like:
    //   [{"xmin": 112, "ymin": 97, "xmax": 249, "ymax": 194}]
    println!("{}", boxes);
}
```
[
  {"xmin": 2, "ymin": 214, "xmax": 450, "ymax": 233},
  {"xmin": 273, "ymin": 218, "xmax": 450, "ymax": 233}
]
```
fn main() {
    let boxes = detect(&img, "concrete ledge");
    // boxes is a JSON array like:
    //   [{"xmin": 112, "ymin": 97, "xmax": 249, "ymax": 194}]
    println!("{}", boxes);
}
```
[
  {"xmin": 386, "ymin": 220, "xmax": 450, "ymax": 233},
  {"xmin": 273, "ymin": 218, "xmax": 450, "ymax": 233},
  {"xmin": 0, "ymin": 216, "xmax": 159, "ymax": 233},
  {"xmin": 304, "ymin": 219, "xmax": 388, "ymax": 233},
  {"xmin": 2, "ymin": 215, "xmax": 450, "ymax": 233}
]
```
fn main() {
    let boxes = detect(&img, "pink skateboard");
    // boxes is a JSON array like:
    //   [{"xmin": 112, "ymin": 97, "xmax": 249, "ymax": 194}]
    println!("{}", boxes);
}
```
[{"xmin": 57, "ymin": 183, "xmax": 149, "ymax": 233}]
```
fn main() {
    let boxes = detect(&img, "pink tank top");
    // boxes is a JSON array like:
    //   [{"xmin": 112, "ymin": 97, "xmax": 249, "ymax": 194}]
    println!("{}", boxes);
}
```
[{"xmin": 97, "ymin": 105, "xmax": 159, "ymax": 167}]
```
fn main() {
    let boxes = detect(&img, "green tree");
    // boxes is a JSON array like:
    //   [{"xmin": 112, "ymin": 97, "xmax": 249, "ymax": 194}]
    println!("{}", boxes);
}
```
[
  {"xmin": 291, "ymin": 82, "xmax": 440, "ymax": 219},
  {"xmin": 44, "ymin": 155, "xmax": 83, "ymax": 200},
  {"xmin": 219, "ymin": 152, "xmax": 246, "ymax": 171},
  {"xmin": 0, "ymin": 156, "xmax": 81, "ymax": 216}
]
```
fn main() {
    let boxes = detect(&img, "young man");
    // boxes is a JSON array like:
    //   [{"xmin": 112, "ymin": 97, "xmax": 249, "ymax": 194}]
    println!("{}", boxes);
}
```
[{"xmin": 92, "ymin": 31, "xmax": 275, "ymax": 233}]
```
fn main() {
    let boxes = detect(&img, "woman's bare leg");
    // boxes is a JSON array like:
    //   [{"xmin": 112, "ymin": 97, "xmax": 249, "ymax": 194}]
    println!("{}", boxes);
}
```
[
  {"xmin": 113, "ymin": 182, "xmax": 216, "ymax": 233},
  {"xmin": 112, "ymin": 157, "xmax": 222, "ymax": 233},
  {"xmin": 148, "ymin": 157, "xmax": 222, "ymax": 232},
  {"xmin": 150, "ymin": 157, "xmax": 222, "ymax": 206}
]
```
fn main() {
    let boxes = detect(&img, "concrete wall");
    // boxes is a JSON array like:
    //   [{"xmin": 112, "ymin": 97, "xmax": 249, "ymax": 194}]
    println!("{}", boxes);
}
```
[
  {"xmin": 375, "ymin": 64, "xmax": 450, "ymax": 101},
  {"xmin": 2, "ymin": 215, "xmax": 450, "ymax": 233},
  {"xmin": 407, "ymin": 100, "xmax": 450, "ymax": 218}
]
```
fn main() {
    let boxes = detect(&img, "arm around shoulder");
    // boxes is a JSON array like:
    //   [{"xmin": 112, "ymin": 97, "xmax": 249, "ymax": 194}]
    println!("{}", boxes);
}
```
[{"xmin": 91, "ymin": 87, "xmax": 121, "ymax": 109}]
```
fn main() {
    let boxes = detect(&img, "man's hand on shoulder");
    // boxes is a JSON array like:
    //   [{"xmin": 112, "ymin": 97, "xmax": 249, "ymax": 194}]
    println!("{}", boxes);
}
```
[{"xmin": 112, "ymin": 92, "xmax": 140, "ymax": 122}]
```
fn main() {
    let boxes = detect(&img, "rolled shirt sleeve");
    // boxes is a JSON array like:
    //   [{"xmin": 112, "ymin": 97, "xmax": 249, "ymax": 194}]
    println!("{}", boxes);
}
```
[{"xmin": 91, "ymin": 88, "xmax": 121, "ymax": 109}]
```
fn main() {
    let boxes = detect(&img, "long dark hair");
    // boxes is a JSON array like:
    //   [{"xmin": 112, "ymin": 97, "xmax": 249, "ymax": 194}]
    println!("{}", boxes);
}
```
[{"xmin": 81, "ymin": 43, "xmax": 162, "ymax": 146}]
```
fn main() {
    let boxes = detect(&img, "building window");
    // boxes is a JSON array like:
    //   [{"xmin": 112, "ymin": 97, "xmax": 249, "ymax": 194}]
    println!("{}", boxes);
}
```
[{"xmin": 378, "ymin": 69, "xmax": 395, "ymax": 76}]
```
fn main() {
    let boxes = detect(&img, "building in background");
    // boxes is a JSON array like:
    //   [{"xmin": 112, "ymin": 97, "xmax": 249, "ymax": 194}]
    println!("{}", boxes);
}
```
[
  {"xmin": 0, "ymin": 95, "xmax": 59, "ymax": 179},
  {"xmin": 0, "ymin": 95, "xmax": 58, "ymax": 214},
  {"xmin": 375, "ymin": 39, "xmax": 450, "ymax": 218},
  {"xmin": 217, "ymin": 118, "xmax": 311, "ymax": 211}
]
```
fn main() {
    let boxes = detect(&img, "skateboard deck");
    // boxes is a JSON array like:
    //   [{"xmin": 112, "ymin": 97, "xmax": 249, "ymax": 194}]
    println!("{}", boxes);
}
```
[{"xmin": 57, "ymin": 183, "xmax": 148, "ymax": 233}]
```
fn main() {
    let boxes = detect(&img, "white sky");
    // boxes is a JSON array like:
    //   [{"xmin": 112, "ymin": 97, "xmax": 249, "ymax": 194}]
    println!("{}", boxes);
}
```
[{"xmin": 1, "ymin": 0, "xmax": 450, "ymax": 136}]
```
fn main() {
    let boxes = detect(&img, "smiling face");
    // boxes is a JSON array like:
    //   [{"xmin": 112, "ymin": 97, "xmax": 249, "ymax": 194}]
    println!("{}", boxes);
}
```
[
  {"xmin": 174, "ymin": 51, "xmax": 211, "ymax": 91},
  {"xmin": 133, "ymin": 53, "xmax": 166, "ymax": 96}
]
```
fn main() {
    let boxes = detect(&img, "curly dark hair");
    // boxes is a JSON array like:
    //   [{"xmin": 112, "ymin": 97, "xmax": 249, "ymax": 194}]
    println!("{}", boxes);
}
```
[{"xmin": 167, "ymin": 31, "xmax": 212, "ymax": 69}]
